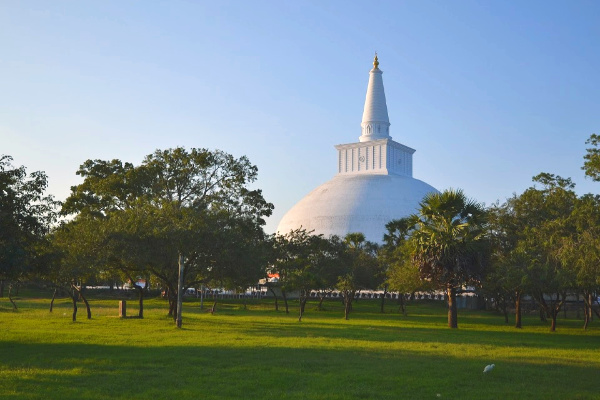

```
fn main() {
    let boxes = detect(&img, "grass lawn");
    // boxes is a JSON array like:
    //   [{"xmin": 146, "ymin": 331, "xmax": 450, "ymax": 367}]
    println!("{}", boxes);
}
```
[{"xmin": 1, "ymin": 292, "xmax": 599, "ymax": 399}]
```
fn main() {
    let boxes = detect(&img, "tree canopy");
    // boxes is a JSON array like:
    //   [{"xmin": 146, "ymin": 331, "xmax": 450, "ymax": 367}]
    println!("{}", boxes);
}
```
[
  {"xmin": 0, "ymin": 155, "xmax": 59, "ymax": 304},
  {"xmin": 57, "ymin": 147, "xmax": 273, "ymax": 326}
]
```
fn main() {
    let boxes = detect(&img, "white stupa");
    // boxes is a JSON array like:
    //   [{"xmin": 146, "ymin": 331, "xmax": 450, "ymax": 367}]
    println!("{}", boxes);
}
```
[{"xmin": 276, "ymin": 55, "xmax": 438, "ymax": 243}]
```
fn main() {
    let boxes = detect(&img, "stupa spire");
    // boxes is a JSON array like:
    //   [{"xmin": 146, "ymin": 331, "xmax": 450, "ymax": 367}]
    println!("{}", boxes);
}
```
[{"xmin": 360, "ymin": 53, "xmax": 391, "ymax": 142}]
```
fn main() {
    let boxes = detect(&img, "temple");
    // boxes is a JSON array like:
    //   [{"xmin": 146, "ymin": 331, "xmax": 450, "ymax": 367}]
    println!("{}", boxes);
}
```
[{"xmin": 276, "ymin": 55, "xmax": 438, "ymax": 243}]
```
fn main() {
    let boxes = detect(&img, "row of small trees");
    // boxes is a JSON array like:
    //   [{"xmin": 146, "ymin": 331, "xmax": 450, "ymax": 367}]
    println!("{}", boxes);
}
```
[
  {"xmin": 1, "ymin": 148, "xmax": 274, "ymax": 326},
  {"xmin": 272, "ymin": 133, "xmax": 600, "ymax": 331},
  {"xmin": 483, "ymin": 173, "xmax": 600, "ymax": 331},
  {"xmin": 476, "ymin": 134, "xmax": 600, "ymax": 331},
  {"xmin": 1, "ymin": 134, "xmax": 599, "ymax": 330},
  {"xmin": 379, "ymin": 134, "xmax": 600, "ymax": 331}
]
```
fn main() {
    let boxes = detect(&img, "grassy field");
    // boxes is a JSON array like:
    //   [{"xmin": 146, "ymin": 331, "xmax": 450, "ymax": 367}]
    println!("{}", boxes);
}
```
[{"xmin": 1, "ymin": 292, "xmax": 599, "ymax": 400}]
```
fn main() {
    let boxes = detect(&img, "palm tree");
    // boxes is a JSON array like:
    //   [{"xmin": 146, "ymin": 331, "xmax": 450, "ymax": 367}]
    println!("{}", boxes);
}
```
[{"xmin": 410, "ymin": 189, "xmax": 488, "ymax": 328}]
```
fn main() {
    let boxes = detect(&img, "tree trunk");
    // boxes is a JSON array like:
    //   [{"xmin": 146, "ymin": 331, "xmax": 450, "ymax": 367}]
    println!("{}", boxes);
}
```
[
  {"xmin": 380, "ymin": 287, "xmax": 388, "ymax": 313},
  {"xmin": 318, "ymin": 295, "xmax": 325, "ymax": 311},
  {"xmin": 343, "ymin": 291, "xmax": 354, "ymax": 320},
  {"xmin": 514, "ymin": 291, "xmax": 522, "ymax": 329},
  {"xmin": 583, "ymin": 292, "xmax": 593, "ymax": 330},
  {"xmin": 168, "ymin": 296, "xmax": 176, "ymax": 317},
  {"xmin": 550, "ymin": 309, "xmax": 557, "ymax": 332},
  {"xmin": 200, "ymin": 284, "xmax": 204, "ymax": 310},
  {"xmin": 8, "ymin": 284, "xmax": 17, "ymax": 310},
  {"xmin": 300, "ymin": 292, "xmax": 307, "ymax": 315},
  {"xmin": 71, "ymin": 290, "xmax": 78, "ymax": 322},
  {"xmin": 165, "ymin": 283, "xmax": 176, "ymax": 318},
  {"xmin": 210, "ymin": 300, "xmax": 217, "ymax": 314},
  {"xmin": 49, "ymin": 288, "xmax": 58, "ymax": 313},
  {"xmin": 82, "ymin": 294, "xmax": 92, "ymax": 319},
  {"xmin": 282, "ymin": 290, "xmax": 289, "ymax": 314},
  {"xmin": 73, "ymin": 286, "xmax": 91, "ymax": 319},
  {"xmin": 137, "ymin": 286, "xmax": 144, "ymax": 319},
  {"xmin": 553, "ymin": 293, "xmax": 565, "ymax": 332},
  {"xmin": 447, "ymin": 285, "xmax": 458, "ymax": 329},
  {"xmin": 176, "ymin": 253, "xmax": 184, "ymax": 328},
  {"xmin": 398, "ymin": 294, "xmax": 406, "ymax": 316},
  {"xmin": 588, "ymin": 293, "xmax": 594, "ymax": 321},
  {"xmin": 298, "ymin": 291, "xmax": 307, "ymax": 322},
  {"xmin": 0, "ymin": 280, "xmax": 4, "ymax": 297}
]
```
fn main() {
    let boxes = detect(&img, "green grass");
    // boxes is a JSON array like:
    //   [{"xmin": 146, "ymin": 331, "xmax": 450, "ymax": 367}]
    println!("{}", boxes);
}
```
[{"xmin": 1, "ymin": 293, "xmax": 599, "ymax": 399}]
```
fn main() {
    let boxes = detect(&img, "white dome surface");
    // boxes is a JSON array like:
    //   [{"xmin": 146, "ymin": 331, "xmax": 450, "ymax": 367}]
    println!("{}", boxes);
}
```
[{"xmin": 276, "ymin": 174, "xmax": 438, "ymax": 243}]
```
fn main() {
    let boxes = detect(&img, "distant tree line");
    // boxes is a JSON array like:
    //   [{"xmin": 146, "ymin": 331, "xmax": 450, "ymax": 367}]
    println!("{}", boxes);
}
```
[{"xmin": 1, "ymin": 136, "xmax": 599, "ymax": 330}]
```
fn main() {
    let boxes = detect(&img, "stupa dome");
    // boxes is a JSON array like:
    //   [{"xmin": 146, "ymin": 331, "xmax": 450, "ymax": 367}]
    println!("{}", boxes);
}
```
[
  {"xmin": 277, "ymin": 174, "xmax": 437, "ymax": 243},
  {"xmin": 276, "ymin": 55, "xmax": 438, "ymax": 243}
]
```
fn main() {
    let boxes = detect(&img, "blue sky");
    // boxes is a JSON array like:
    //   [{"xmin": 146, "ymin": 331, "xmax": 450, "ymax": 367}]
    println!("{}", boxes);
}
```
[{"xmin": 1, "ymin": 1, "xmax": 599, "ymax": 233}]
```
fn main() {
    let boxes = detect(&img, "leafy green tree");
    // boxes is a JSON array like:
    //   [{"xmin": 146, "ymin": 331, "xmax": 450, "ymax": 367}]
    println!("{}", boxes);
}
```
[
  {"xmin": 201, "ymin": 213, "xmax": 271, "ymax": 313},
  {"xmin": 337, "ymin": 233, "xmax": 382, "ymax": 320},
  {"xmin": 409, "ymin": 189, "xmax": 488, "ymax": 329},
  {"xmin": 0, "ymin": 155, "xmax": 59, "ymax": 308},
  {"xmin": 383, "ymin": 218, "xmax": 431, "ymax": 315},
  {"xmin": 61, "ymin": 147, "xmax": 273, "ymax": 327},
  {"xmin": 50, "ymin": 218, "xmax": 104, "ymax": 320},
  {"xmin": 576, "ymin": 134, "xmax": 600, "ymax": 327},
  {"xmin": 273, "ymin": 230, "xmax": 346, "ymax": 321},
  {"xmin": 556, "ymin": 193, "xmax": 600, "ymax": 329},
  {"xmin": 271, "ymin": 229, "xmax": 317, "ymax": 316},
  {"xmin": 270, "ymin": 232, "xmax": 294, "ymax": 314},
  {"xmin": 384, "ymin": 251, "xmax": 427, "ymax": 315},
  {"xmin": 582, "ymin": 133, "xmax": 600, "ymax": 181},
  {"xmin": 485, "ymin": 199, "xmax": 532, "ymax": 328},
  {"xmin": 272, "ymin": 229, "xmax": 317, "ymax": 320},
  {"xmin": 311, "ymin": 235, "xmax": 347, "ymax": 311},
  {"xmin": 516, "ymin": 174, "xmax": 577, "ymax": 332}
]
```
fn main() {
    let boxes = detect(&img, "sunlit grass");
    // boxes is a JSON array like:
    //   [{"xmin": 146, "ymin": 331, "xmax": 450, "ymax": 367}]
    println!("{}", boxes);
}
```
[{"xmin": 1, "ymin": 294, "xmax": 599, "ymax": 399}]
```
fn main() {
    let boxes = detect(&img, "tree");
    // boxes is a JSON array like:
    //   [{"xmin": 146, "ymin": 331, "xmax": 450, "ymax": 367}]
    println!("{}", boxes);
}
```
[
  {"xmin": 409, "ymin": 189, "xmax": 488, "ymax": 329},
  {"xmin": 383, "ymin": 218, "xmax": 431, "ymax": 315},
  {"xmin": 60, "ymin": 147, "xmax": 273, "ymax": 327},
  {"xmin": 582, "ymin": 133, "xmax": 600, "ymax": 181},
  {"xmin": 516, "ymin": 174, "xmax": 577, "ymax": 332},
  {"xmin": 201, "ymin": 213, "xmax": 271, "ymax": 313},
  {"xmin": 272, "ymin": 230, "xmax": 346, "ymax": 321},
  {"xmin": 311, "ymin": 235, "xmax": 347, "ymax": 312},
  {"xmin": 576, "ymin": 134, "xmax": 600, "ymax": 327},
  {"xmin": 556, "ymin": 193, "xmax": 600, "ymax": 329},
  {"xmin": 50, "ymin": 218, "xmax": 102, "ymax": 321},
  {"xmin": 337, "ymin": 233, "xmax": 382, "ymax": 320},
  {"xmin": 271, "ymin": 229, "xmax": 317, "ymax": 316},
  {"xmin": 485, "ymin": 199, "xmax": 531, "ymax": 328},
  {"xmin": 0, "ymin": 155, "xmax": 59, "ymax": 308},
  {"xmin": 270, "ymin": 232, "xmax": 294, "ymax": 314},
  {"xmin": 272, "ymin": 229, "xmax": 315, "ymax": 320},
  {"xmin": 384, "ymin": 250, "xmax": 427, "ymax": 315}
]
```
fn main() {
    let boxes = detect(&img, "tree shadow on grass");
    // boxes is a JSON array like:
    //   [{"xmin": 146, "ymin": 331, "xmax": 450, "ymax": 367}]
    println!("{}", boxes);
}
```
[
  {"xmin": 235, "ymin": 316, "xmax": 600, "ymax": 353},
  {"xmin": 0, "ymin": 340, "xmax": 598, "ymax": 400}
]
